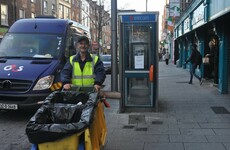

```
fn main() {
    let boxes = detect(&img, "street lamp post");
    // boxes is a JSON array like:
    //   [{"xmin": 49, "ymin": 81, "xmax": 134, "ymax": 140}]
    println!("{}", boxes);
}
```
[
  {"xmin": 111, "ymin": 0, "xmax": 118, "ymax": 91},
  {"xmin": 146, "ymin": 0, "xmax": 148, "ymax": 11}
]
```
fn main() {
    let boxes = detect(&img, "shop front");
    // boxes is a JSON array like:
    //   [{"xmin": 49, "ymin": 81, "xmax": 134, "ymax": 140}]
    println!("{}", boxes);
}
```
[{"xmin": 174, "ymin": 0, "xmax": 230, "ymax": 93}]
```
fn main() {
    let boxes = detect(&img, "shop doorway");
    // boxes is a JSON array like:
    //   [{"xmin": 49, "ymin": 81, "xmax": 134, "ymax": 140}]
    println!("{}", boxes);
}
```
[
  {"xmin": 174, "ymin": 40, "xmax": 179, "ymax": 65},
  {"xmin": 204, "ymin": 35, "xmax": 219, "ymax": 84}
]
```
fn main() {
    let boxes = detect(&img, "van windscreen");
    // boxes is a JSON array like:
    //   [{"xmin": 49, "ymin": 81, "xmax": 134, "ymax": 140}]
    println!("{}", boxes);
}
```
[{"xmin": 0, "ymin": 33, "xmax": 63, "ymax": 58}]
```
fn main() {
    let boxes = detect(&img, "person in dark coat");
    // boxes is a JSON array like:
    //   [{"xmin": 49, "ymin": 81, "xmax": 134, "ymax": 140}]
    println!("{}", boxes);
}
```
[
  {"xmin": 165, "ymin": 51, "xmax": 170, "ymax": 65},
  {"xmin": 61, "ymin": 36, "xmax": 106, "ymax": 92},
  {"xmin": 185, "ymin": 43, "xmax": 202, "ymax": 85}
]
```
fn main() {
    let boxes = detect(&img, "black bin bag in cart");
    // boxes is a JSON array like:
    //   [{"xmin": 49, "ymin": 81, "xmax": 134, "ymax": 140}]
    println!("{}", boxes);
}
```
[{"xmin": 25, "ymin": 91, "xmax": 98, "ymax": 144}]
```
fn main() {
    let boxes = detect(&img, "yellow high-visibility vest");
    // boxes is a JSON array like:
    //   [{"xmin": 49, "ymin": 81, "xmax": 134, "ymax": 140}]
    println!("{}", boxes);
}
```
[{"xmin": 70, "ymin": 54, "xmax": 98, "ymax": 87}]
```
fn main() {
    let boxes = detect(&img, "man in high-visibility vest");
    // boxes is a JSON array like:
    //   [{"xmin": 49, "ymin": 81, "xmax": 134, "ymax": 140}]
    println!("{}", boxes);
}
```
[{"xmin": 61, "ymin": 36, "xmax": 106, "ymax": 92}]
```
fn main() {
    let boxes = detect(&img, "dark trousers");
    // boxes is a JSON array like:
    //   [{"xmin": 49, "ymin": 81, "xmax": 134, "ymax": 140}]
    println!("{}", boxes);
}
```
[
  {"xmin": 190, "ymin": 64, "xmax": 201, "ymax": 83},
  {"xmin": 165, "ymin": 59, "xmax": 169, "ymax": 65}
]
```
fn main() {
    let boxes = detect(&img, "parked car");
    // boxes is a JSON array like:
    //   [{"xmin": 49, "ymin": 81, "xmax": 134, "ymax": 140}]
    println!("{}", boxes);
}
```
[{"xmin": 101, "ymin": 54, "xmax": 111, "ymax": 74}]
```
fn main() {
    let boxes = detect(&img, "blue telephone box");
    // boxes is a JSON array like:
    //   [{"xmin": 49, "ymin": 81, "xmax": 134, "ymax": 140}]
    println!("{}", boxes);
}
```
[{"xmin": 118, "ymin": 12, "xmax": 159, "ymax": 112}]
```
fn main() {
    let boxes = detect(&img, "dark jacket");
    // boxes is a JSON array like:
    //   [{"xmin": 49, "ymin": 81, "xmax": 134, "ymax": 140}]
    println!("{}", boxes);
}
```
[
  {"xmin": 186, "ymin": 49, "xmax": 199, "ymax": 65},
  {"xmin": 61, "ymin": 52, "xmax": 106, "ymax": 86}
]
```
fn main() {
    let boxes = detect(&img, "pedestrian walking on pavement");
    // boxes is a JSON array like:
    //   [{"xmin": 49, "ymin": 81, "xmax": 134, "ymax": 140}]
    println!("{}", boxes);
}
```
[
  {"xmin": 184, "ymin": 43, "xmax": 202, "ymax": 85},
  {"xmin": 165, "ymin": 51, "xmax": 169, "ymax": 65},
  {"xmin": 61, "ymin": 36, "xmax": 106, "ymax": 92}
]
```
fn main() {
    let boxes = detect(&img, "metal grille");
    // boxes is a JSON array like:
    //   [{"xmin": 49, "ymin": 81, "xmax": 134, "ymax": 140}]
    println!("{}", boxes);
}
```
[
  {"xmin": 211, "ymin": 106, "xmax": 230, "ymax": 114},
  {"xmin": 135, "ymin": 127, "xmax": 147, "ymax": 131},
  {"xmin": 129, "ymin": 115, "xmax": 146, "ymax": 124},
  {"xmin": 123, "ymin": 125, "xmax": 135, "ymax": 129},
  {"xmin": 0, "ymin": 79, "xmax": 32, "ymax": 92}
]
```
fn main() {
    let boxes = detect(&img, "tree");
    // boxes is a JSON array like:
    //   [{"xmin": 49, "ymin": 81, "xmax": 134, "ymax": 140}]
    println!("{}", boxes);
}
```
[{"xmin": 77, "ymin": 0, "xmax": 111, "ymax": 54}]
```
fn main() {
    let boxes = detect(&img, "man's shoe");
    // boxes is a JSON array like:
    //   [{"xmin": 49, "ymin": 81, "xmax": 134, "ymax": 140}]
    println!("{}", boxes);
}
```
[
  {"xmin": 200, "ymin": 78, "xmax": 203, "ymax": 85},
  {"xmin": 188, "ymin": 81, "xmax": 192, "ymax": 84}
]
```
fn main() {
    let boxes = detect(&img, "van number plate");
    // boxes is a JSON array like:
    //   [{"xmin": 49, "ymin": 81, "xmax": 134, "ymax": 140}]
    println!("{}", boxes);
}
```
[{"xmin": 0, "ymin": 103, "xmax": 18, "ymax": 110}]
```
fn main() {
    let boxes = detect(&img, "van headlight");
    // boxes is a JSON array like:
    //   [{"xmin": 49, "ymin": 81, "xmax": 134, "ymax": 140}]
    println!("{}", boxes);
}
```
[{"xmin": 33, "ymin": 75, "xmax": 54, "ymax": 90}]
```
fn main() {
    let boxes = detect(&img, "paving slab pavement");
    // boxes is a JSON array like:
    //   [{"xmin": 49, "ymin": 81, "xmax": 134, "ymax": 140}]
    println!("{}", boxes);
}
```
[{"xmin": 103, "ymin": 61, "xmax": 230, "ymax": 150}]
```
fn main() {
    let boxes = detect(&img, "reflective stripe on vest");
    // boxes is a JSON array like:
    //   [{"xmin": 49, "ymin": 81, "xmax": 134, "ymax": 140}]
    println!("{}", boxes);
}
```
[{"xmin": 70, "ymin": 54, "xmax": 98, "ymax": 87}]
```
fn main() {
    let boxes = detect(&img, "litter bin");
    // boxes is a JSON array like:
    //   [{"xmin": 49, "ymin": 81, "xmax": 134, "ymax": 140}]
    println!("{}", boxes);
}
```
[{"xmin": 26, "ymin": 90, "xmax": 107, "ymax": 150}]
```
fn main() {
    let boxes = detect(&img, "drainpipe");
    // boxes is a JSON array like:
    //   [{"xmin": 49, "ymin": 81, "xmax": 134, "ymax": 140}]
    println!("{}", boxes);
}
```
[{"xmin": 11, "ymin": 0, "xmax": 17, "ymax": 23}]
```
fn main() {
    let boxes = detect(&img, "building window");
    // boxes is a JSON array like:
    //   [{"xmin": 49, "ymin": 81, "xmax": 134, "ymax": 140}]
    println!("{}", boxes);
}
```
[
  {"xmin": 31, "ymin": 12, "xmax": 36, "ymax": 18},
  {"xmin": 43, "ymin": 1, "xmax": 48, "ymax": 13},
  {"xmin": 60, "ymin": 5, "xmax": 63, "ymax": 12},
  {"xmin": 31, "ymin": 0, "xmax": 36, "ymax": 3},
  {"xmin": 19, "ymin": 9, "xmax": 25, "ymax": 19},
  {"xmin": 82, "ymin": 4, "xmax": 85, "ymax": 11},
  {"xmin": 52, "ymin": 4, "xmax": 55, "ymax": 10},
  {"xmin": 72, "ymin": 11, "xmax": 75, "ymax": 20},
  {"xmin": 1, "ymin": 4, "xmax": 8, "ymax": 26},
  {"xmin": 59, "ymin": 5, "xmax": 64, "ymax": 18},
  {"xmin": 66, "ymin": 8, "xmax": 69, "ymax": 19},
  {"xmin": 44, "ymin": 1, "xmax": 47, "ymax": 8}
]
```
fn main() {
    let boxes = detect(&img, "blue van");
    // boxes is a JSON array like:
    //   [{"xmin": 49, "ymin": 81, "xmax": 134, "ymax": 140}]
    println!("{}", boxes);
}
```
[{"xmin": 0, "ymin": 17, "xmax": 90, "ymax": 110}]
